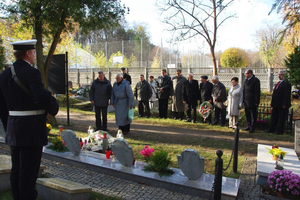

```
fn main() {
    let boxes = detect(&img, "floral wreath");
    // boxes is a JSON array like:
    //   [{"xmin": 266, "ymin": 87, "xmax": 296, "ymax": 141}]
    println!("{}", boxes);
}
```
[{"xmin": 198, "ymin": 101, "xmax": 212, "ymax": 120}]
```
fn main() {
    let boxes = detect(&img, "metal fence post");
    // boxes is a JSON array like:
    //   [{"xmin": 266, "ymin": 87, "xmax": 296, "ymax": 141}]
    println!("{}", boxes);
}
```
[
  {"xmin": 233, "ymin": 123, "xmax": 239, "ymax": 173},
  {"xmin": 214, "ymin": 150, "xmax": 223, "ymax": 200}
]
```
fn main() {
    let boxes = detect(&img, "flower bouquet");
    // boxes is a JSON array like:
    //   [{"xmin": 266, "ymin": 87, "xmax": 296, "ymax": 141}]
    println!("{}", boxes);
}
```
[
  {"xmin": 266, "ymin": 146, "xmax": 288, "ymax": 160},
  {"xmin": 268, "ymin": 170, "xmax": 300, "ymax": 198},
  {"xmin": 140, "ymin": 145, "xmax": 154, "ymax": 163}
]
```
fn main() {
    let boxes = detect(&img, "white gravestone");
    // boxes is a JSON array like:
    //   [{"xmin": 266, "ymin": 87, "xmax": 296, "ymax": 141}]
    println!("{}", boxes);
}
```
[
  {"xmin": 295, "ymin": 120, "xmax": 300, "ymax": 154},
  {"xmin": 61, "ymin": 130, "xmax": 81, "ymax": 156},
  {"xmin": 111, "ymin": 139, "xmax": 134, "ymax": 167},
  {"xmin": 177, "ymin": 149, "xmax": 204, "ymax": 180}
]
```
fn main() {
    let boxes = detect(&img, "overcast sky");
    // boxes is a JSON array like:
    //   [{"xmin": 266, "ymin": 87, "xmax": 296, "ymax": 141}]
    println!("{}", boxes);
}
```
[{"xmin": 121, "ymin": 0, "xmax": 283, "ymax": 53}]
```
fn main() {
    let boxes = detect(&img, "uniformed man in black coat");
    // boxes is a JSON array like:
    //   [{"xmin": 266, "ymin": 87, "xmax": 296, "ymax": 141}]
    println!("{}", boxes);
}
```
[
  {"xmin": 199, "ymin": 75, "xmax": 213, "ymax": 124},
  {"xmin": 243, "ymin": 69, "xmax": 260, "ymax": 133},
  {"xmin": 0, "ymin": 40, "xmax": 59, "ymax": 200},
  {"xmin": 156, "ymin": 69, "xmax": 172, "ymax": 119},
  {"xmin": 182, "ymin": 73, "xmax": 200, "ymax": 123},
  {"xmin": 265, "ymin": 70, "xmax": 291, "ymax": 135},
  {"xmin": 121, "ymin": 67, "xmax": 131, "ymax": 85}
]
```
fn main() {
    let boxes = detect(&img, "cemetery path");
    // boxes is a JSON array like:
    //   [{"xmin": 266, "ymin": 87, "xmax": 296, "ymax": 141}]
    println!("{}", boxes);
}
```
[{"xmin": 56, "ymin": 110, "xmax": 294, "ymax": 157}]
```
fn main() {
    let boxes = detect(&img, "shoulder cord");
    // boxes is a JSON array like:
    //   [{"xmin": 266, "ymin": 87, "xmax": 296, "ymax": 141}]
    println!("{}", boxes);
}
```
[{"xmin": 11, "ymin": 65, "xmax": 34, "ymax": 100}]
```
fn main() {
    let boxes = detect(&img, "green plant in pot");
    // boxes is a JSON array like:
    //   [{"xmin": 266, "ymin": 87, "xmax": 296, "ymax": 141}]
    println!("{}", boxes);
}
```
[{"xmin": 143, "ymin": 149, "xmax": 174, "ymax": 176}]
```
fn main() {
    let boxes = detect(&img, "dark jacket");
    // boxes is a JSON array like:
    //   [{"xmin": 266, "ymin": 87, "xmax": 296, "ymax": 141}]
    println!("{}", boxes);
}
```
[
  {"xmin": 0, "ymin": 59, "xmax": 59, "ymax": 147},
  {"xmin": 199, "ymin": 81, "xmax": 213, "ymax": 104},
  {"xmin": 243, "ymin": 75, "xmax": 260, "ymax": 108},
  {"xmin": 271, "ymin": 80, "xmax": 291, "ymax": 108},
  {"xmin": 212, "ymin": 81, "xmax": 227, "ymax": 109},
  {"xmin": 182, "ymin": 79, "xmax": 200, "ymax": 106},
  {"xmin": 156, "ymin": 75, "xmax": 172, "ymax": 99},
  {"xmin": 89, "ymin": 77, "xmax": 112, "ymax": 107},
  {"xmin": 134, "ymin": 80, "xmax": 152, "ymax": 101},
  {"xmin": 123, "ymin": 73, "xmax": 132, "ymax": 85}
]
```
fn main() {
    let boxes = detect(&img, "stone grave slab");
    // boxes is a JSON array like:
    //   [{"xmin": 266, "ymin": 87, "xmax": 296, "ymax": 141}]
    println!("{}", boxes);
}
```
[
  {"xmin": 256, "ymin": 144, "xmax": 300, "ymax": 186},
  {"xmin": 37, "ymin": 178, "xmax": 92, "ymax": 200},
  {"xmin": 111, "ymin": 139, "xmax": 134, "ymax": 167},
  {"xmin": 177, "ymin": 148, "xmax": 204, "ymax": 180},
  {"xmin": 62, "ymin": 130, "xmax": 81, "ymax": 156},
  {"xmin": 0, "ymin": 155, "xmax": 46, "ymax": 190}
]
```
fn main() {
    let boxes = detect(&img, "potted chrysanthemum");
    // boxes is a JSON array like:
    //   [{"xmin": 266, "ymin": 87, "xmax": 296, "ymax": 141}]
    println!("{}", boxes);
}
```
[{"xmin": 267, "ymin": 170, "xmax": 300, "ymax": 199}]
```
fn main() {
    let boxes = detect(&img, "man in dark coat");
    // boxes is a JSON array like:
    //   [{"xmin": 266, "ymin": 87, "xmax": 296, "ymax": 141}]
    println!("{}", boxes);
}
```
[
  {"xmin": 156, "ymin": 69, "xmax": 172, "ymax": 119},
  {"xmin": 182, "ymin": 73, "xmax": 200, "ymax": 123},
  {"xmin": 265, "ymin": 70, "xmax": 291, "ymax": 135},
  {"xmin": 0, "ymin": 40, "xmax": 59, "ymax": 200},
  {"xmin": 90, "ymin": 71, "xmax": 112, "ymax": 131},
  {"xmin": 199, "ymin": 75, "xmax": 213, "ymax": 124},
  {"xmin": 211, "ymin": 76, "xmax": 227, "ymax": 126},
  {"xmin": 121, "ymin": 67, "xmax": 131, "ymax": 85},
  {"xmin": 134, "ymin": 74, "xmax": 152, "ymax": 118},
  {"xmin": 243, "ymin": 69, "xmax": 260, "ymax": 133}
]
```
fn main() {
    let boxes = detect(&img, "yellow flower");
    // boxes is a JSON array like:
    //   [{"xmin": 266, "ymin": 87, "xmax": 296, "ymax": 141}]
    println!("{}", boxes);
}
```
[
  {"xmin": 46, "ymin": 123, "xmax": 52, "ymax": 130},
  {"xmin": 266, "ymin": 147, "xmax": 288, "ymax": 157}
]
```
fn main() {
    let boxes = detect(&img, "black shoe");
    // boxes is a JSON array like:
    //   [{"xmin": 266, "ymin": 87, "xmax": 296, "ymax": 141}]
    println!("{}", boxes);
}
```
[
  {"xmin": 242, "ymin": 127, "xmax": 250, "ymax": 131},
  {"xmin": 192, "ymin": 120, "xmax": 196, "ymax": 123},
  {"xmin": 249, "ymin": 130, "xmax": 255, "ymax": 133},
  {"xmin": 211, "ymin": 121, "xmax": 218, "ymax": 125},
  {"xmin": 264, "ymin": 129, "xmax": 274, "ymax": 133},
  {"xmin": 174, "ymin": 117, "xmax": 178, "ymax": 120},
  {"xmin": 186, "ymin": 118, "xmax": 191, "ymax": 122},
  {"xmin": 220, "ymin": 124, "xmax": 225, "ymax": 127}
]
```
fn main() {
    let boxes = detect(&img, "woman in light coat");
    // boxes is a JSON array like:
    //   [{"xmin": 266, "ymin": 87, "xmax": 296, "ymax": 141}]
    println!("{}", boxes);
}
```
[
  {"xmin": 111, "ymin": 73, "xmax": 134, "ymax": 135},
  {"xmin": 149, "ymin": 75, "xmax": 157, "ymax": 109},
  {"xmin": 228, "ymin": 77, "xmax": 243, "ymax": 129}
]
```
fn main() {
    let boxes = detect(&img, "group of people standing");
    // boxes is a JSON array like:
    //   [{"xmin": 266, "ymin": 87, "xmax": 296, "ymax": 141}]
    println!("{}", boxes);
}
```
[{"xmin": 90, "ymin": 67, "xmax": 291, "ymax": 136}]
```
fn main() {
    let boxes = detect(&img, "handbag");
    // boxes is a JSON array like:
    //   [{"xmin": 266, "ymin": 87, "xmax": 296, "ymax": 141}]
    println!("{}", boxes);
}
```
[{"xmin": 128, "ymin": 108, "xmax": 134, "ymax": 121}]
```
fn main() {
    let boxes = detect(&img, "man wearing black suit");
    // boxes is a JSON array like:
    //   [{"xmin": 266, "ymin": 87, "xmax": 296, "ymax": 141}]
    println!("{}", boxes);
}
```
[
  {"xmin": 243, "ymin": 69, "xmax": 260, "ymax": 133},
  {"xmin": 265, "ymin": 70, "xmax": 291, "ymax": 135},
  {"xmin": 199, "ymin": 75, "xmax": 213, "ymax": 124},
  {"xmin": 0, "ymin": 40, "xmax": 59, "ymax": 200},
  {"xmin": 156, "ymin": 69, "xmax": 172, "ymax": 119},
  {"xmin": 182, "ymin": 73, "xmax": 200, "ymax": 123}
]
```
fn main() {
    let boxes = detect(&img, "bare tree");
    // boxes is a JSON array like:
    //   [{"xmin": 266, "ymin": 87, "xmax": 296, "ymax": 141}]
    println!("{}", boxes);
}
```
[
  {"xmin": 256, "ymin": 24, "xmax": 286, "ymax": 68},
  {"xmin": 158, "ymin": 0, "xmax": 235, "ymax": 75}
]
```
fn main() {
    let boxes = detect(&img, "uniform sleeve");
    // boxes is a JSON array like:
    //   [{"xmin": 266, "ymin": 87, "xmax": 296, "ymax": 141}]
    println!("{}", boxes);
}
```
[
  {"xmin": 0, "ymin": 82, "xmax": 8, "ymax": 131},
  {"xmin": 28, "ymin": 69, "xmax": 59, "ymax": 116}
]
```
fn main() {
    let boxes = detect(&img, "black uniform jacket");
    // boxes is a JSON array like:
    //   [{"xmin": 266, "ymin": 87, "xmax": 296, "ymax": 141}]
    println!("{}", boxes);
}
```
[
  {"xmin": 243, "ymin": 75, "xmax": 260, "ymax": 108},
  {"xmin": 271, "ymin": 80, "xmax": 291, "ymax": 108},
  {"xmin": 123, "ymin": 73, "xmax": 132, "ymax": 85},
  {"xmin": 0, "ymin": 59, "xmax": 59, "ymax": 147},
  {"xmin": 199, "ymin": 81, "xmax": 213, "ymax": 104},
  {"xmin": 182, "ymin": 79, "xmax": 200, "ymax": 106}
]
